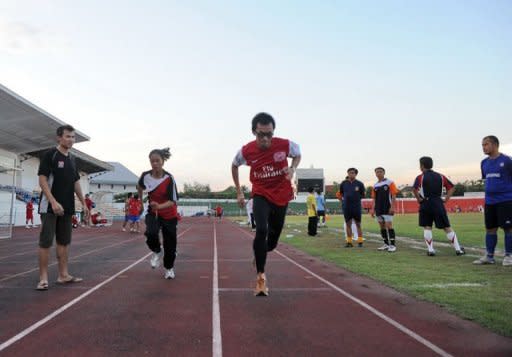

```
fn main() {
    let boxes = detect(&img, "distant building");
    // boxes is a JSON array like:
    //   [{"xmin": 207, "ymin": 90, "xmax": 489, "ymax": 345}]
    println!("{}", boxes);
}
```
[
  {"xmin": 0, "ymin": 83, "xmax": 111, "ymax": 234},
  {"xmin": 88, "ymin": 162, "xmax": 138, "ymax": 194},
  {"xmin": 295, "ymin": 168, "xmax": 324, "ymax": 202}
]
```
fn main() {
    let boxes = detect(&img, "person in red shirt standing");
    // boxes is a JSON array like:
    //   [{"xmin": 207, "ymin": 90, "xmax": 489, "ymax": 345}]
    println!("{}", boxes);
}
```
[
  {"xmin": 138, "ymin": 148, "xmax": 179, "ymax": 280},
  {"xmin": 215, "ymin": 205, "xmax": 223, "ymax": 221},
  {"xmin": 232, "ymin": 113, "xmax": 301, "ymax": 296},
  {"xmin": 127, "ymin": 194, "xmax": 142, "ymax": 232},
  {"xmin": 84, "ymin": 194, "xmax": 94, "ymax": 227},
  {"xmin": 122, "ymin": 192, "xmax": 133, "ymax": 232},
  {"xmin": 26, "ymin": 198, "xmax": 35, "ymax": 228}
]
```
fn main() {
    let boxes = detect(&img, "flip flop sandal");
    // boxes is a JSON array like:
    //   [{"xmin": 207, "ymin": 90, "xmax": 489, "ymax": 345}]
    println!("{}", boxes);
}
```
[
  {"xmin": 56, "ymin": 276, "xmax": 83, "ymax": 284},
  {"xmin": 36, "ymin": 280, "xmax": 48, "ymax": 291}
]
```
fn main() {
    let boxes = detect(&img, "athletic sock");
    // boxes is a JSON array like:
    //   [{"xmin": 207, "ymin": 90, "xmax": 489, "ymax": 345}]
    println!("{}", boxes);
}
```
[
  {"xmin": 446, "ymin": 231, "xmax": 461, "ymax": 251},
  {"xmin": 485, "ymin": 233, "xmax": 498, "ymax": 257},
  {"xmin": 388, "ymin": 229, "xmax": 396, "ymax": 246},
  {"xmin": 505, "ymin": 232, "xmax": 512, "ymax": 256},
  {"xmin": 380, "ymin": 229, "xmax": 389, "ymax": 245},
  {"xmin": 346, "ymin": 236, "xmax": 353, "ymax": 244},
  {"xmin": 424, "ymin": 230, "xmax": 434, "ymax": 252},
  {"xmin": 357, "ymin": 236, "xmax": 364, "ymax": 244}
]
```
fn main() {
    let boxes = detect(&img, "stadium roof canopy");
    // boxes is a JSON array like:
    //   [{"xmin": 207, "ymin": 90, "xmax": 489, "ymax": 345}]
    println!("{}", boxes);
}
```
[
  {"xmin": 0, "ymin": 83, "xmax": 112, "ymax": 174},
  {"xmin": 26, "ymin": 148, "xmax": 113, "ymax": 175},
  {"xmin": 0, "ymin": 83, "xmax": 89, "ymax": 154},
  {"xmin": 89, "ymin": 162, "xmax": 138, "ymax": 185}
]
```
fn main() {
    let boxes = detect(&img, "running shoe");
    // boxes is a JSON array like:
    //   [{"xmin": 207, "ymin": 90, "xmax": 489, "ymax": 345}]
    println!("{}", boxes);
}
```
[
  {"xmin": 387, "ymin": 245, "xmax": 397, "ymax": 253},
  {"xmin": 502, "ymin": 255, "xmax": 512, "ymax": 266},
  {"xmin": 472, "ymin": 255, "xmax": 495, "ymax": 265},
  {"xmin": 377, "ymin": 244, "xmax": 389, "ymax": 251},
  {"xmin": 150, "ymin": 251, "xmax": 163, "ymax": 269},
  {"xmin": 254, "ymin": 273, "xmax": 269, "ymax": 296},
  {"xmin": 164, "ymin": 268, "xmax": 175, "ymax": 279}
]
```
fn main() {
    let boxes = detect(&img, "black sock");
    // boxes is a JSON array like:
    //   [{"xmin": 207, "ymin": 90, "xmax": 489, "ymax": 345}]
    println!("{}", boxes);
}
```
[
  {"xmin": 380, "ymin": 229, "xmax": 389, "ymax": 245},
  {"xmin": 389, "ymin": 229, "xmax": 396, "ymax": 246}
]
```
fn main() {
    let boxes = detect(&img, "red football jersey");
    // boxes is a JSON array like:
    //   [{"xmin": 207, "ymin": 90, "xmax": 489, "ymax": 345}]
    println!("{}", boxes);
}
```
[
  {"xmin": 138, "ymin": 171, "xmax": 179, "ymax": 220},
  {"xmin": 235, "ymin": 137, "xmax": 300, "ymax": 206},
  {"xmin": 128, "ymin": 198, "xmax": 142, "ymax": 216}
]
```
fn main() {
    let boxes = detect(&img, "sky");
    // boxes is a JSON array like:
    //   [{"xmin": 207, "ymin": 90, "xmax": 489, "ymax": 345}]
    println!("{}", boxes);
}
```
[{"xmin": 1, "ymin": 0, "xmax": 511, "ymax": 190}]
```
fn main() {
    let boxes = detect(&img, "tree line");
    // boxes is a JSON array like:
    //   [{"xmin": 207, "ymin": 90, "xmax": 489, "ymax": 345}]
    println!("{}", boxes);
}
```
[{"xmin": 114, "ymin": 179, "xmax": 484, "ymax": 202}]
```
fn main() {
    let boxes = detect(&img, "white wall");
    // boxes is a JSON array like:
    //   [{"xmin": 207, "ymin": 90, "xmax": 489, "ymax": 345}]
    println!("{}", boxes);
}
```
[
  {"xmin": 0, "ymin": 149, "xmax": 17, "ymax": 186},
  {"xmin": 89, "ymin": 184, "xmax": 137, "ymax": 195},
  {"xmin": 20, "ymin": 157, "xmax": 39, "ymax": 194},
  {"xmin": 79, "ymin": 174, "xmax": 90, "ymax": 195}
]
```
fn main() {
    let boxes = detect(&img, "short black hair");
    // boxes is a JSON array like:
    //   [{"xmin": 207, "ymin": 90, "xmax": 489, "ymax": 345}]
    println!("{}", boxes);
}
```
[
  {"xmin": 134, "ymin": 193, "xmax": 139, "ymax": 199},
  {"xmin": 127, "ymin": 192, "xmax": 133, "ymax": 198},
  {"xmin": 149, "ymin": 147, "xmax": 171, "ymax": 161},
  {"xmin": 252, "ymin": 112, "xmax": 275, "ymax": 132},
  {"xmin": 308, "ymin": 187, "xmax": 315, "ymax": 193},
  {"xmin": 56, "ymin": 124, "xmax": 75, "ymax": 137},
  {"xmin": 419, "ymin": 156, "xmax": 433, "ymax": 170},
  {"xmin": 347, "ymin": 167, "xmax": 358, "ymax": 175},
  {"xmin": 483, "ymin": 135, "xmax": 499, "ymax": 146},
  {"xmin": 316, "ymin": 188, "xmax": 322, "ymax": 194},
  {"xmin": 375, "ymin": 167, "xmax": 385, "ymax": 173}
]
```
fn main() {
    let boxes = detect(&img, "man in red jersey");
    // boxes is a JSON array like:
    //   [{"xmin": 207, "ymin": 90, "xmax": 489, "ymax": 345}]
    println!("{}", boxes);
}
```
[
  {"xmin": 26, "ymin": 198, "xmax": 35, "ymax": 228},
  {"xmin": 232, "ymin": 112, "xmax": 301, "ymax": 296}
]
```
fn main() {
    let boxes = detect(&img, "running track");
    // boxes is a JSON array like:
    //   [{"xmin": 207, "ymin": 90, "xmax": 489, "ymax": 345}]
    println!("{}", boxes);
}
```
[{"xmin": 0, "ymin": 218, "xmax": 511, "ymax": 356}]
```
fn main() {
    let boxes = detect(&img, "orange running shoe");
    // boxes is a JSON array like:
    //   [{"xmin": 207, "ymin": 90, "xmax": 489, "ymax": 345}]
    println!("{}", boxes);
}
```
[{"xmin": 254, "ymin": 273, "xmax": 269, "ymax": 296}]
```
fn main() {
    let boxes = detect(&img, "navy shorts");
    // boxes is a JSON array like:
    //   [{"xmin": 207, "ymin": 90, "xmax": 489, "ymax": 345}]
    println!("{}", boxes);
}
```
[
  {"xmin": 485, "ymin": 201, "xmax": 512, "ymax": 229},
  {"xmin": 343, "ymin": 205, "xmax": 361, "ymax": 223},
  {"xmin": 418, "ymin": 199, "xmax": 450, "ymax": 229}
]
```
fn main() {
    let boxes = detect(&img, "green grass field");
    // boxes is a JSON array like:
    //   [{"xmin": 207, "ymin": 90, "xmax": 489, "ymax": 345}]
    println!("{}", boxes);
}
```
[{"xmin": 232, "ymin": 213, "xmax": 512, "ymax": 337}]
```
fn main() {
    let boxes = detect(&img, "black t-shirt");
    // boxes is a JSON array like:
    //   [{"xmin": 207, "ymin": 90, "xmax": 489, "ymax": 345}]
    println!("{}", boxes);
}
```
[
  {"xmin": 38, "ymin": 148, "xmax": 80, "ymax": 215},
  {"xmin": 339, "ymin": 179, "xmax": 365, "ymax": 207},
  {"xmin": 413, "ymin": 170, "xmax": 454, "ymax": 200}
]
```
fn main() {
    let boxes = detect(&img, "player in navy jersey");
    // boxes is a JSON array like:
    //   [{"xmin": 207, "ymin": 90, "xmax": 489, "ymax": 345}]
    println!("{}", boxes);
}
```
[
  {"xmin": 370, "ymin": 167, "xmax": 398, "ymax": 252},
  {"xmin": 339, "ymin": 168, "xmax": 365, "ymax": 247},
  {"xmin": 473, "ymin": 136, "xmax": 512, "ymax": 266},
  {"xmin": 413, "ymin": 157, "xmax": 465, "ymax": 256}
]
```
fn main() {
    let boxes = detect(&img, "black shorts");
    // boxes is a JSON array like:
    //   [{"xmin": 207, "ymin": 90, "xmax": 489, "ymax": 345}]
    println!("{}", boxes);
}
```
[
  {"xmin": 344, "ymin": 206, "xmax": 361, "ymax": 222},
  {"xmin": 418, "ymin": 199, "xmax": 450, "ymax": 229},
  {"xmin": 485, "ymin": 201, "xmax": 512, "ymax": 229},
  {"xmin": 317, "ymin": 210, "xmax": 325, "ymax": 217},
  {"xmin": 39, "ymin": 213, "xmax": 72, "ymax": 248}
]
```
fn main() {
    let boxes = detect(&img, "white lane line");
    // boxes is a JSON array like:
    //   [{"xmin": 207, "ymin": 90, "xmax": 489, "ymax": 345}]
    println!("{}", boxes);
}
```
[
  {"xmin": 0, "ymin": 227, "xmax": 191, "ymax": 352},
  {"xmin": 212, "ymin": 222, "xmax": 223, "ymax": 357},
  {"xmin": 0, "ymin": 254, "xmax": 150, "ymax": 352},
  {"xmin": 237, "ymin": 227, "xmax": 452, "ymax": 357},
  {"xmin": 0, "ymin": 237, "xmax": 140, "ymax": 282},
  {"xmin": 0, "ymin": 235, "xmax": 117, "ymax": 261},
  {"xmin": 219, "ymin": 288, "xmax": 331, "ymax": 292},
  {"xmin": 418, "ymin": 283, "xmax": 484, "ymax": 288}
]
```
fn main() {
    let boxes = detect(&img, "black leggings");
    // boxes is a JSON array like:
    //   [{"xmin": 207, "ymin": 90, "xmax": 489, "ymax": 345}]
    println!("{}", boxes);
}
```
[
  {"xmin": 252, "ymin": 195, "xmax": 288, "ymax": 273},
  {"xmin": 145, "ymin": 214, "xmax": 178, "ymax": 269}
]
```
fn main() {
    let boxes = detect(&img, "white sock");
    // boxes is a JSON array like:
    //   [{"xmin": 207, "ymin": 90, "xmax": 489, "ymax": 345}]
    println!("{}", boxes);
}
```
[
  {"xmin": 424, "ymin": 230, "xmax": 434, "ymax": 252},
  {"xmin": 447, "ymin": 231, "xmax": 461, "ymax": 251}
]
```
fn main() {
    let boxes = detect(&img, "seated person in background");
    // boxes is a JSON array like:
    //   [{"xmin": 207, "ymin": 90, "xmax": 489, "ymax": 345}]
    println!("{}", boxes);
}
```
[
  {"xmin": 72, "ymin": 214, "xmax": 79, "ymax": 228},
  {"xmin": 91, "ymin": 211, "xmax": 108, "ymax": 227}
]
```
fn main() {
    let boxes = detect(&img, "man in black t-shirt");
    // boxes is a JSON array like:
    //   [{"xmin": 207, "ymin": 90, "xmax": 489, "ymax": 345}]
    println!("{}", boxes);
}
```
[
  {"xmin": 413, "ymin": 156, "xmax": 464, "ymax": 257},
  {"xmin": 36, "ymin": 125, "xmax": 89, "ymax": 291}
]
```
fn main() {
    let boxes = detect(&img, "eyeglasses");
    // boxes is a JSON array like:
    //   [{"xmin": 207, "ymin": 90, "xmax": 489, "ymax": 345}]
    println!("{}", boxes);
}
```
[{"xmin": 255, "ymin": 131, "xmax": 273, "ymax": 139}]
